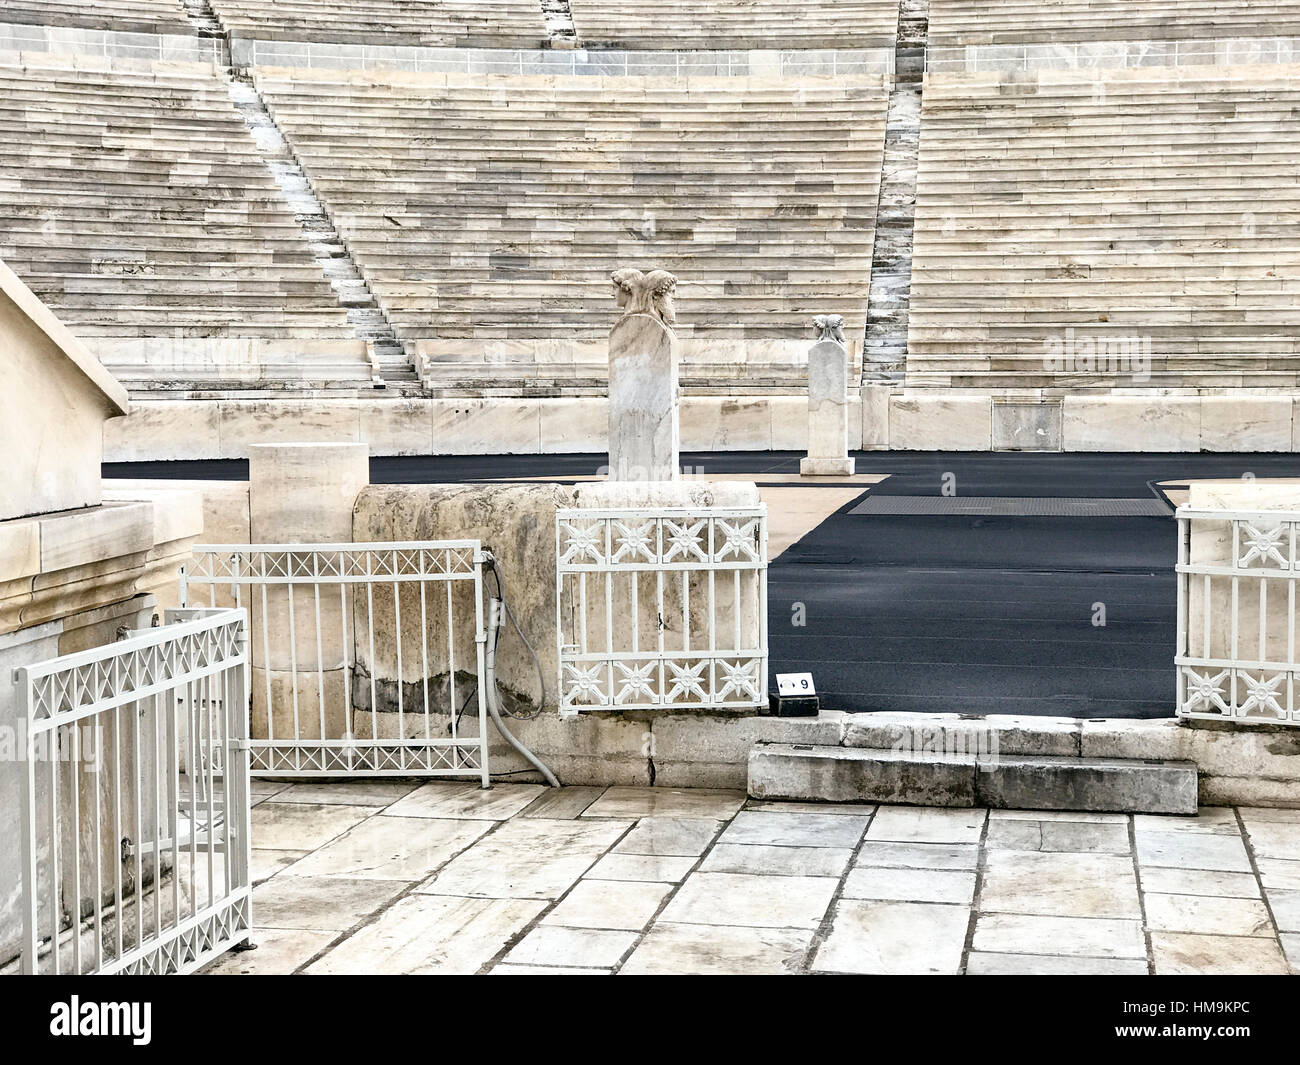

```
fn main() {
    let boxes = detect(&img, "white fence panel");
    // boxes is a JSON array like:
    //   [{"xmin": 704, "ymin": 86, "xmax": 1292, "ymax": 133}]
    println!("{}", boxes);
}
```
[
  {"xmin": 15, "ymin": 608, "xmax": 252, "ymax": 975},
  {"xmin": 556, "ymin": 507, "xmax": 768, "ymax": 713},
  {"xmin": 1177, "ymin": 506, "xmax": 1300, "ymax": 726},
  {"xmin": 181, "ymin": 543, "xmax": 491, "ymax": 780}
]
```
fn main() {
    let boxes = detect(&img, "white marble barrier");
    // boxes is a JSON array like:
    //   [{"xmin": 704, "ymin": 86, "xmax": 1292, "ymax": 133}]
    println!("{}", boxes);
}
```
[
  {"xmin": 607, "ymin": 269, "xmax": 680, "ymax": 482},
  {"xmin": 800, "ymin": 314, "xmax": 854, "ymax": 476}
]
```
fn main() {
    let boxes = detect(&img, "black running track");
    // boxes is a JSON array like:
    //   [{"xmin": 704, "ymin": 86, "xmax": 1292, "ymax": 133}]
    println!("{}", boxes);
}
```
[{"xmin": 106, "ymin": 451, "xmax": 1300, "ymax": 718}]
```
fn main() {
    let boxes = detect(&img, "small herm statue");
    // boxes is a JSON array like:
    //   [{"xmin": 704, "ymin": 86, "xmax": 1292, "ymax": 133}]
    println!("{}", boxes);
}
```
[
  {"xmin": 612, "ymin": 268, "xmax": 678, "ymax": 326},
  {"xmin": 813, "ymin": 313, "xmax": 846, "ymax": 346}
]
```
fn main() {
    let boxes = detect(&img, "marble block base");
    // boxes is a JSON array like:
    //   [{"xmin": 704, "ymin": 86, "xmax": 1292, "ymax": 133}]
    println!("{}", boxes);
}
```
[{"xmin": 800, "ymin": 457, "xmax": 856, "ymax": 477}]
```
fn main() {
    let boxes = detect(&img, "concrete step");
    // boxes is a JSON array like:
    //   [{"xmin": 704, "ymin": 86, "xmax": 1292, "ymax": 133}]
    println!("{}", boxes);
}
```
[{"xmin": 749, "ymin": 743, "xmax": 1198, "ymax": 814}]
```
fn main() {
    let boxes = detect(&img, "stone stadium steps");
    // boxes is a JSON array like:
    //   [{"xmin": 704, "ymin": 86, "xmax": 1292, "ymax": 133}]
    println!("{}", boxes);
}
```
[
  {"xmin": 206, "ymin": 0, "xmax": 548, "ymax": 48},
  {"xmin": 0, "ymin": 0, "xmax": 191, "ymax": 36},
  {"xmin": 566, "ymin": 0, "xmax": 898, "ymax": 50},
  {"xmin": 928, "ymin": 0, "xmax": 1300, "ymax": 46},
  {"xmin": 905, "ymin": 63, "xmax": 1300, "ymax": 390},
  {"xmin": 254, "ymin": 67, "xmax": 889, "ymax": 393},
  {"xmin": 0, "ymin": 52, "xmax": 378, "ymax": 391}
]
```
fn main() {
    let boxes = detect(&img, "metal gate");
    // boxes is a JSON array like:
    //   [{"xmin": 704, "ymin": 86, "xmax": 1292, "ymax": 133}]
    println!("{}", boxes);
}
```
[
  {"xmin": 15, "ymin": 608, "xmax": 252, "ymax": 975},
  {"xmin": 181, "ymin": 542, "xmax": 491, "ymax": 780},
  {"xmin": 556, "ymin": 507, "xmax": 768, "ymax": 713}
]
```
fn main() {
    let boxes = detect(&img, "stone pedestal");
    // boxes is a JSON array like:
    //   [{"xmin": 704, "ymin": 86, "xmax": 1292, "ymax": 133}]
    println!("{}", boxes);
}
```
[
  {"xmin": 607, "ymin": 313, "xmax": 680, "ymax": 482},
  {"xmin": 800, "ymin": 322, "xmax": 854, "ymax": 477}
]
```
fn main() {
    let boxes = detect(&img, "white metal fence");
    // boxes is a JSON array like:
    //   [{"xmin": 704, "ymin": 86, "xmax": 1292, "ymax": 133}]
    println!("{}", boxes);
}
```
[
  {"xmin": 556, "ymin": 507, "xmax": 768, "ymax": 713},
  {"xmin": 1177, "ymin": 506, "xmax": 1300, "ymax": 725},
  {"xmin": 15, "ymin": 608, "xmax": 252, "ymax": 975},
  {"xmin": 181, "ymin": 543, "xmax": 491, "ymax": 780}
]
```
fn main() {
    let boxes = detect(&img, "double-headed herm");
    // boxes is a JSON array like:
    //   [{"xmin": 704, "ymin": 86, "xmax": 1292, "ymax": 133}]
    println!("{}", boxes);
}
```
[{"xmin": 49, "ymin": 996, "xmax": 151, "ymax": 1046}]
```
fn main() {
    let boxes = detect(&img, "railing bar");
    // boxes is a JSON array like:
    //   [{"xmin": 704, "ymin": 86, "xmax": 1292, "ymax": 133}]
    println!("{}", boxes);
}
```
[
  {"xmin": 420, "ymin": 577, "xmax": 431, "ymax": 740},
  {"xmin": 340, "ymin": 583, "xmax": 353, "ymax": 771},
  {"xmin": 631, "ymin": 569, "xmax": 639, "ymax": 655},
  {"xmin": 1201, "ymin": 572, "xmax": 1211, "ymax": 660},
  {"xmin": 152, "ymin": 689, "xmax": 162, "ymax": 942},
  {"xmin": 90, "ymin": 716, "xmax": 103, "ymax": 974},
  {"xmin": 222, "ymin": 665, "xmax": 233, "ymax": 901},
  {"xmin": 205, "ymin": 669, "xmax": 216, "ymax": 911},
  {"xmin": 1260, "ymin": 576, "xmax": 1269, "ymax": 664},
  {"xmin": 70, "ymin": 724, "xmax": 82, "ymax": 975},
  {"xmin": 313, "ymin": 575, "xmax": 327, "ymax": 752},
  {"xmin": 446, "ymin": 577, "xmax": 456, "ymax": 742},
  {"xmin": 260, "ymin": 583, "xmax": 274, "ymax": 747},
  {"xmin": 286, "ymin": 580, "xmax": 301, "ymax": 756},
  {"xmin": 187, "ymin": 676, "xmax": 198, "ymax": 926},
  {"xmin": 112, "ymin": 703, "xmax": 123, "ymax": 964},
  {"xmin": 168, "ymin": 682, "xmax": 181, "ymax": 931},
  {"xmin": 393, "ymin": 553, "xmax": 405, "ymax": 740},
  {"xmin": 49, "ymin": 745, "xmax": 60, "ymax": 975},
  {"xmin": 367, "ymin": 579, "xmax": 378, "ymax": 744}
]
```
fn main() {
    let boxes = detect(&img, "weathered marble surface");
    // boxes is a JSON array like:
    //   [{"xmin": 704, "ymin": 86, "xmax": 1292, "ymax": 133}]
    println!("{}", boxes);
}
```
[
  {"xmin": 607, "ymin": 271, "xmax": 681, "ymax": 482},
  {"xmin": 800, "ymin": 316, "xmax": 854, "ymax": 476}
]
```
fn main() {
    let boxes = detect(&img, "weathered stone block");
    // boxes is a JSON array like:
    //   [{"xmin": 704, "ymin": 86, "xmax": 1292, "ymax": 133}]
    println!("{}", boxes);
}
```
[
  {"xmin": 748, "ymin": 743, "xmax": 978, "ymax": 806},
  {"xmin": 975, "ymin": 754, "xmax": 1198, "ymax": 814}
]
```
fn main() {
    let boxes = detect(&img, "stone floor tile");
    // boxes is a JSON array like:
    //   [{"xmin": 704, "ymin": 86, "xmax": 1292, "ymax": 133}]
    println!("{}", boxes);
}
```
[
  {"xmin": 1237, "ymin": 807, "xmax": 1300, "ymax": 824},
  {"xmin": 418, "ymin": 817, "xmax": 630, "ymax": 900},
  {"xmin": 504, "ymin": 926, "xmax": 638, "ymax": 968},
  {"xmin": 1265, "ymin": 888, "xmax": 1300, "ymax": 933},
  {"xmin": 966, "ymin": 952, "xmax": 1148, "ymax": 975},
  {"xmin": 813, "ymin": 900, "xmax": 968, "ymax": 974},
  {"xmin": 519, "ymin": 786, "xmax": 607, "ymax": 819},
  {"xmin": 660, "ymin": 872, "xmax": 838, "ymax": 929},
  {"xmin": 866, "ymin": 806, "xmax": 986, "ymax": 845},
  {"xmin": 1134, "ymin": 807, "xmax": 1239, "ymax": 834},
  {"xmin": 544, "ymin": 880, "xmax": 671, "ymax": 930},
  {"xmin": 986, "ymin": 819, "xmax": 1130, "ymax": 853},
  {"xmin": 251, "ymin": 781, "xmax": 291, "ymax": 804},
  {"xmin": 1139, "ymin": 866, "xmax": 1261, "ymax": 899},
  {"xmin": 282, "ymin": 816, "xmax": 491, "ymax": 881},
  {"xmin": 973, "ymin": 914, "xmax": 1146, "ymax": 959},
  {"xmin": 988, "ymin": 809, "xmax": 1127, "ymax": 824},
  {"xmin": 1135, "ymin": 829, "xmax": 1252, "ymax": 872},
  {"xmin": 1281, "ymin": 933, "xmax": 1300, "ymax": 973},
  {"xmin": 251, "ymin": 875, "xmax": 409, "ymax": 932},
  {"xmin": 250, "ymin": 802, "xmax": 370, "ymax": 851},
  {"xmin": 1143, "ymin": 893, "xmax": 1274, "ymax": 937},
  {"xmin": 700, "ymin": 843, "xmax": 853, "ymax": 878},
  {"xmin": 385, "ymin": 781, "xmax": 546, "ymax": 821},
  {"xmin": 1151, "ymin": 932, "xmax": 1289, "ymax": 975},
  {"xmin": 744, "ymin": 801, "xmax": 876, "ymax": 817},
  {"xmin": 716, "ymin": 810, "xmax": 868, "ymax": 849},
  {"xmin": 201, "ymin": 928, "xmax": 336, "ymax": 975},
  {"xmin": 264, "ymin": 781, "xmax": 419, "ymax": 807},
  {"xmin": 613, "ymin": 817, "xmax": 722, "ymax": 856},
  {"xmin": 1242, "ymin": 817, "xmax": 1300, "ymax": 861},
  {"xmin": 250, "ymin": 848, "xmax": 309, "ymax": 884},
  {"xmin": 582, "ymin": 786, "xmax": 746, "ymax": 820},
  {"xmin": 491, "ymin": 964, "xmax": 610, "ymax": 975},
  {"xmin": 854, "ymin": 841, "xmax": 979, "ymax": 870},
  {"xmin": 621, "ymin": 922, "xmax": 813, "ymax": 975},
  {"xmin": 307, "ymin": 895, "xmax": 545, "ymax": 974},
  {"xmin": 1258, "ymin": 858, "xmax": 1300, "ymax": 892},
  {"xmin": 981, "ymin": 851, "xmax": 1141, "ymax": 918},
  {"xmin": 842, "ymin": 866, "xmax": 976, "ymax": 905},
  {"xmin": 584, "ymin": 853, "xmax": 697, "ymax": 883}
]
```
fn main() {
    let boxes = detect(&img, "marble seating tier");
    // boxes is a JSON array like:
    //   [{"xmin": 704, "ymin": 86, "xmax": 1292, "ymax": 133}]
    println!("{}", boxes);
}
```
[
  {"xmin": 907, "ymin": 63, "xmax": 1300, "ymax": 392},
  {"xmin": 566, "ymin": 0, "xmax": 898, "ymax": 51},
  {"xmin": 254, "ymin": 66, "xmax": 888, "ymax": 393},
  {"xmin": 0, "ymin": 0, "xmax": 191, "ymax": 36},
  {"xmin": 927, "ymin": 0, "xmax": 1300, "ymax": 48},
  {"xmin": 208, "ymin": 0, "xmax": 547, "ymax": 49},
  {"xmin": 0, "ymin": 51, "xmax": 371, "ymax": 391}
]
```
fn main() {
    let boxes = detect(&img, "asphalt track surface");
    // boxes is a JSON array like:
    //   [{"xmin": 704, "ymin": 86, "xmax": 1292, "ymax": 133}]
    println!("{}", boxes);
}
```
[{"xmin": 106, "ymin": 451, "xmax": 1300, "ymax": 718}]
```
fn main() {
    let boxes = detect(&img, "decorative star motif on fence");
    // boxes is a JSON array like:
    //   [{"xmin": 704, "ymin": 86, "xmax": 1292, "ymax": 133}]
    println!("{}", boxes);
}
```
[
  {"xmin": 1181, "ymin": 667, "xmax": 1231, "ymax": 716},
  {"xmin": 1238, "ymin": 522, "xmax": 1290, "ymax": 569},
  {"xmin": 1238, "ymin": 671, "xmax": 1286, "ymax": 718}
]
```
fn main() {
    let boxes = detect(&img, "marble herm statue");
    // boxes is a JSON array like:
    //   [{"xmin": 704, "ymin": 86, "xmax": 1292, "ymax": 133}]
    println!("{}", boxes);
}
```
[
  {"xmin": 800, "ymin": 313, "xmax": 855, "ymax": 477},
  {"xmin": 611, "ymin": 267, "xmax": 677, "ymax": 326},
  {"xmin": 607, "ymin": 268, "xmax": 680, "ymax": 481}
]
